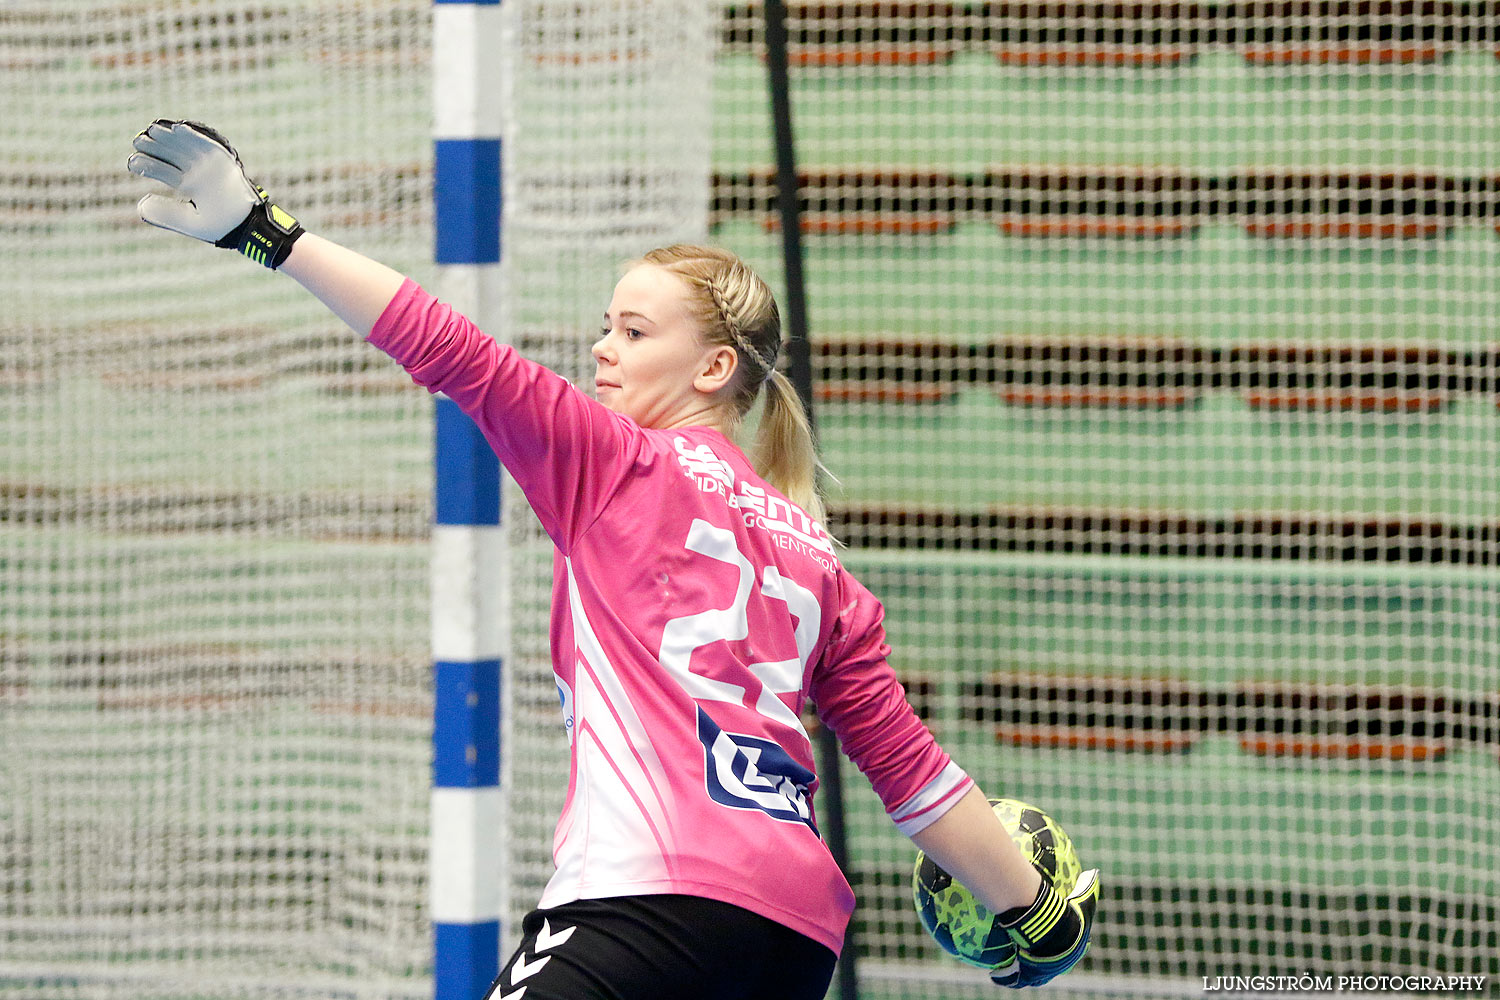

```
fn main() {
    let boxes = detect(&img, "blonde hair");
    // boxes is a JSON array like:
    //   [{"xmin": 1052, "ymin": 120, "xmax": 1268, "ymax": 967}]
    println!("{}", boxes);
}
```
[{"xmin": 633, "ymin": 244, "xmax": 831, "ymax": 526}]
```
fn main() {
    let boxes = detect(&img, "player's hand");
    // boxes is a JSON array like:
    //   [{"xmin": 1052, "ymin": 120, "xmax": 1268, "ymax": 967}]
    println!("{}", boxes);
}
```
[
  {"xmin": 994, "ymin": 867, "xmax": 1100, "ymax": 988},
  {"xmin": 127, "ymin": 119, "xmax": 303, "ymax": 269}
]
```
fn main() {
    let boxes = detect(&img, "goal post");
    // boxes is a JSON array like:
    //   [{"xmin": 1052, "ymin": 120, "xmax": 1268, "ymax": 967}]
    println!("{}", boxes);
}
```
[{"xmin": 428, "ymin": 1, "xmax": 506, "ymax": 998}]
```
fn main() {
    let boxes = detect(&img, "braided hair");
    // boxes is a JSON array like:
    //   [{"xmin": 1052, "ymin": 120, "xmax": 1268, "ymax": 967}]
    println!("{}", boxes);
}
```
[{"xmin": 634, "ymin": 244, "xmax": 830, "ymax": 528}]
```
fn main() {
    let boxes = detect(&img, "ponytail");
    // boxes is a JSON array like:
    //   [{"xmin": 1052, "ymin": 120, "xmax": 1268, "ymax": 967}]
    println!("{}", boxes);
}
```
[{"xmin": 752, "ymin": 369, "xmax": 831, "ymax": 528}]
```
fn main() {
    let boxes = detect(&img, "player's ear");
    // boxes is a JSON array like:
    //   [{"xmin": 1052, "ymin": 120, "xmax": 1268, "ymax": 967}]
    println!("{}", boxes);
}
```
[{"xmin": 694, "ymin": 344, "xmax": 739, "ymax": 394}]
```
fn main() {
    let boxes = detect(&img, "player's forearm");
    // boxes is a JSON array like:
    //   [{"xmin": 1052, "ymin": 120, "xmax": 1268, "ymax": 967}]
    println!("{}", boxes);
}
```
[
  {"xmin": 909, "ymin": 785, "xmax": 1043, "ymax": 913},
  {"xmin": 278, "ymin": 232, "xmax": 408, "ymax": 339}
]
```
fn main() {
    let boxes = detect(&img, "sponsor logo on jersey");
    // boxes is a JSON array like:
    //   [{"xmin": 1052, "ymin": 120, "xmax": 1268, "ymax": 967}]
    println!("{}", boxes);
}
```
[
  {"xmin": 674, "ymin": 439, "xmax": 736, "ymax": 489},
  {"xmin": 697, "ymin": 707, "xmax": 817, "ymax": 834},
  {"xmin": 673, "ymin": 437, "xmax": 836, "ymax": 562},
  {"xmin": 556, "ymin": 676, "xmax": 575, "ymax": 746}
]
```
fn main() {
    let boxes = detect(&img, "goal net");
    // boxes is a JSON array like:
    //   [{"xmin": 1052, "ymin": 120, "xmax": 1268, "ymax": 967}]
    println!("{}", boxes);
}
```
[
  {"xmin": 5, "ymin": 2, "xmax": 1498, "ymax": 999},
  {"xmin": 711, "ymin": 2, "xmax": 1499, "ymax": 995},
  {"xmin": 1, "ymin": 3, "xmax": 435, "ymax": 996}
]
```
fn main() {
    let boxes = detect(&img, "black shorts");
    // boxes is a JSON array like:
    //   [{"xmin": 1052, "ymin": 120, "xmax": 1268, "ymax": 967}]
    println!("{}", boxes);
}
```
[{"xmin": 481, "ymin": 894, "xmax": 838, "ymax": 1000}]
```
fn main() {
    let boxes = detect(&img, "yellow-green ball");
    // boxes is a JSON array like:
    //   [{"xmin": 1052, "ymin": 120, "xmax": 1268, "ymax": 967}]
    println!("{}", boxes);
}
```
[{"xmin": 911, "ymin": 798, "xmax": 1083, "ymax": 968}]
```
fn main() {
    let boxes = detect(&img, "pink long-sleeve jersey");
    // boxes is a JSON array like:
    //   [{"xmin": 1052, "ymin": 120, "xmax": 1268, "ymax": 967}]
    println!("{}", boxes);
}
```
[{"xmin": 370, "ymin": 280, "xmax": 972, "ymax": 954}]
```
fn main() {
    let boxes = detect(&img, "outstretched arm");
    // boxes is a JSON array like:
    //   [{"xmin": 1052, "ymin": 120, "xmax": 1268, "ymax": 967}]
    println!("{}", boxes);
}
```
[
  {"xmin": 128, "ymin": 119, "xmax": 405, "ymax": 338},
  {"xmin": 277, "ymin": 233, "xmax": 406, "ymax": 339},
  {"xmin": 912, "ymin": 785, "xmax": 1100, "ymax": 988},
  {"xmin": 813, "ymin": 573, "xmax": 1100, "ymax": 988},
  {"xmin": 130, "ymin": 118, "xmax": 639, "ymax": 551}
]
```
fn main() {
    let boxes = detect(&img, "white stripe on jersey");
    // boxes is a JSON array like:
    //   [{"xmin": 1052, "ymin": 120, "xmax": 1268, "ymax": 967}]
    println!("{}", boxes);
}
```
[{"xmin": 546, "ymin": 559, "xmax": 680, "ymax": 898}]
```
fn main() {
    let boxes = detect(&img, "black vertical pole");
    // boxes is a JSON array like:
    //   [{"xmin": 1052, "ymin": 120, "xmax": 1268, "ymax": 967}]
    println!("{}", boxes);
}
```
[
  {"xmin": 764, "ymin": 0, "xmax": 813, "ymax": 405},
  {"xmin": 762, "ymin": 3, "xmax": 858, "ymax": 999}
]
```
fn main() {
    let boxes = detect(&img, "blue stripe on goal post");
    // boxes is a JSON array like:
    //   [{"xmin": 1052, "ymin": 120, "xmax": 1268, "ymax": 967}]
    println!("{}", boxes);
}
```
[
  {"xmin": 435, "ymin": 922, "xmax": 503, "ymax": 1000},
  {"xmin": 432, "ymin": 0, "xmax": 506, "ymax": 998},
  {"xmin": 435, "ymin": 139, "xmax": 502, "ymax": 266},
  {"xmin": 436, "ymin": 398, "xmax": 501, "ymax": 527}
]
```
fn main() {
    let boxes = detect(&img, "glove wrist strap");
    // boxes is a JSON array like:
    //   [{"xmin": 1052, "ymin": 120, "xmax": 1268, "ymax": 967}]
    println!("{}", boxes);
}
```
[
  {"xmin": 998, "ymin": 879, "xmax": 1080, "ymax": 957},
  {"xmin": 216, "ymin": 190, "xmax": 304, "ymax": 269}
]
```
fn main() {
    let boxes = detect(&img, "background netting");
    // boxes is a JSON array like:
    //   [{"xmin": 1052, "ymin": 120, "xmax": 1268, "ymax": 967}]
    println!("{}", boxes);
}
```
[
  {"xmin": 3, "ymin": 2, "xmax": 1498, "ymax": 999},
  {"xmin": 710, "ymin": 4, "xmax": 1500, "ymax": 997},
  {"xmin": 2, "ymin": 3, "xmax": 434, "ymax": 998},
  {"xmin": 1, "ymin": 0, "xmax": 707, "ymax": 997}
]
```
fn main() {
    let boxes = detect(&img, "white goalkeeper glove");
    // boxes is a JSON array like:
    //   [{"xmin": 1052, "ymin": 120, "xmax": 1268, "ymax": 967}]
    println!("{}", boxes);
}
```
[{"xmin": 127, "ymin": 119, "xmax": 304, "ymax": 269}]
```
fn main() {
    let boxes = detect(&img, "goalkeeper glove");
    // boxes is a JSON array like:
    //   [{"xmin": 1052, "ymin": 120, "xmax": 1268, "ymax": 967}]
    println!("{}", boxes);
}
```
[
  {"xmin": 987, "ymin": 942, "xmax": 1021, "ymax": 989},
  {"xmin": 992, "ymin": 867, "xmax": 1100, "ymax": 988},
  {"xmin": 127, "ymin": 119, "xmax": 304, "ymax": 269}
]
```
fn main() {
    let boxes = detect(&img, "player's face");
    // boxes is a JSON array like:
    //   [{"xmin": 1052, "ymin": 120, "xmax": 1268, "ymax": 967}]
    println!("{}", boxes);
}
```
[{"xmin": 593, "ymin": 265, "xmax": 738, "ymax": 430}]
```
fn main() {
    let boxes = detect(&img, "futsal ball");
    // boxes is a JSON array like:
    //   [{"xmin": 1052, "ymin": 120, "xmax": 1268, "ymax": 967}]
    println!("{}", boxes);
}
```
[{"xmin": 911, "ymin": 798, "xmax": 1083, "ymax": 968}]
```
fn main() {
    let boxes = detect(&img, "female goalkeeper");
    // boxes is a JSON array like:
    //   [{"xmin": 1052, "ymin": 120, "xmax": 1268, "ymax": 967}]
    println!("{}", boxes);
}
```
[{"xmin": 127, "ymin": 119, "xmax": 1098, "ymax": 1000}]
